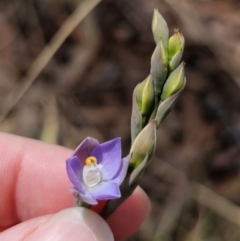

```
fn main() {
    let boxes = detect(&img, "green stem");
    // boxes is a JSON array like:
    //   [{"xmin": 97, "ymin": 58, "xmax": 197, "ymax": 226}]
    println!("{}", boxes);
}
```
[{"xmin": 74, "ymin": 198, "xmax": 91, "ymax": 208}]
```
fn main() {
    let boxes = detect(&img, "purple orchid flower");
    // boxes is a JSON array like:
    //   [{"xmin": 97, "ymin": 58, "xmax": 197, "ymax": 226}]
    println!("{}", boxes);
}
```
[{"xmin": 66, "ymin": 137, "xmax": 130, "ymax": 205}]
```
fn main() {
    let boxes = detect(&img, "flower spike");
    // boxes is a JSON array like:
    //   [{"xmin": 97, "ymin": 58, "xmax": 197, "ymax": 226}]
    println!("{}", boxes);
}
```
[{"xmin": 66, "ymin": 9, "xmax": 186, "ymax": 221}]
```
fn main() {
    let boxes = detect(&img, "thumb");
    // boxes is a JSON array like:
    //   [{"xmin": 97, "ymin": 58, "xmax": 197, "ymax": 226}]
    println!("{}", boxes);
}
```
[{"xmin": 1, "ymin": 207, "xmax": 114, "ymax": 241}]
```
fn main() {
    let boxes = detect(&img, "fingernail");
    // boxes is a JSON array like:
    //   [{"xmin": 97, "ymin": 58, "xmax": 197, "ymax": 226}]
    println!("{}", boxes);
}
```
[{"xmin": 25, "ymin": 207, "xmax": 113, "ymax": 241}]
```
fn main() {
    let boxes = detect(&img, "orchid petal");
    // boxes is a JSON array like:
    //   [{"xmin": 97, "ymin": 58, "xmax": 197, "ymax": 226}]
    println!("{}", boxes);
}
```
[
  {"xmin": 92, "ymin": 138, "xmax": 122, "ymax": 180},
  {"xmin": 66, "ymin": 156, "xmax": 85, "ymax": 192},
  {"xmin": 112, "ymin": 154, "xmax": 131, "ymax": 185},
  {"xmin": 89, "ymin": 181, "xmax": 121, "ymax": 200},
  {"xmin": 69, "ymin": 187, "xmax": 97, "ymax": 205},
  {"xmin": 73, "ymin": 137, "xmax": 99, "ymax": 162}
]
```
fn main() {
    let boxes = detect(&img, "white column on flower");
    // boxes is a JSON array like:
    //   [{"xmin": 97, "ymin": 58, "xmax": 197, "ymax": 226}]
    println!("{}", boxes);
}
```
[{"xmin": 83, "ymin": 156, "xmax": 102, "ymax": 187}]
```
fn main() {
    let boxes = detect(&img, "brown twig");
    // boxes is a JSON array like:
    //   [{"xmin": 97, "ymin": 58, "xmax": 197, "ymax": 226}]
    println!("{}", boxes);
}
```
[
  {"xmin": 152, "ymin": 160, "xmax": 240, "ymax": 240},
  {"xmin": 0, "ymin": 0, "xmax": 101, "ymax": 123},
  {"xmin": 192, "ymin": 182, "xmax": 240, "ymax": 227}
]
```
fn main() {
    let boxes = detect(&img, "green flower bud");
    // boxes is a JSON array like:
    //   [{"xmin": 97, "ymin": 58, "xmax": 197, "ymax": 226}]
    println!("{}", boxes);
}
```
[
  {"xmin": 168, "ymin": 29, "xmax": 185, "ymax": 62},
  {"xmin": 152, "ymin": 9, "xmax": 169, "ymax": 48},
  {"xmin": 131, "ymin": 87, "xmax": 143, "ymax": 143},
  {"xmin": 161, "ymin": 62, "xmax": 185, "ymax": 101},
  {"xmin": 151, "ymin": 40, "xmax": 168, "ymax": 97},
  {"xmin": 169, "ymin": 51, "xmax": 182, "ymax": 72},
  {"xmin": 135, "ymin": 75, "xmax": 154, "ymax": 116},
  {"xmin": 155, "ymin": 93, "xmax": 179, "ymax": 128},
  {"xmin": 129, "ymin": 121, "xmax": 157, "ymax": 170}
]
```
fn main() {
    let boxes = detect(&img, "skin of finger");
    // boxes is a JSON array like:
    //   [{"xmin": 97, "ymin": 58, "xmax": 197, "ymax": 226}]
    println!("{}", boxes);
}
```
[
  {"xmin": 0, "ymin": 132, "xmax": 150, "ymax": 239},
  {"xmin": 108, "ymin": 187, "xmax": 150, "ymax": 240},
  {"xmin": 0, "ymin": 208, "xmax": 113, "ymax": 241},
  {"xmin": 0, "ymin": 215, "xmax": 51, "ymax": 240},
  {"xmin": 0, "ymin": 132, "xmax": 73, "ymax": 226}
]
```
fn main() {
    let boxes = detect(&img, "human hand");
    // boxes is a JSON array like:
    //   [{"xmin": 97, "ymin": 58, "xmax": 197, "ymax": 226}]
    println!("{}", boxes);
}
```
[{"xmin": 0, "ymin": 133, "xmax": 150, "ymax": 241}]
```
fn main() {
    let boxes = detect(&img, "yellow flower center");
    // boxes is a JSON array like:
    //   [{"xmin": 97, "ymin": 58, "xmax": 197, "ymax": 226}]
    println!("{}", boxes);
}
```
[
  {"xmin": 83, "ymin": 156, "xmax": 102, "ymax": 187},
  {"xmin": 85, "ymin": 156, "xmax": 97, "ymax": 166}
]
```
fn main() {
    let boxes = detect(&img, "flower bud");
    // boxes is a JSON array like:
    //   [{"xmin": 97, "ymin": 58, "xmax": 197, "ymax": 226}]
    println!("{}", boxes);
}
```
[
  {"xmin": 135, "ymin": 75, "xmax": 154, "ymax": 116},
  {"xmin": 129, "ymin": 121, "xmax": 157, "ymax": 170},
  {"xmin": 152, "ymin": 9, "xmax": 169, "ymax": 48},
  {"xmin": 161, "ymin": 62, "xmax": 185, "ymax": 101},
  {"xmin": 131, "ymin": 87, "xmax": 143, "ymax": 143},
  {"xmin": 155, "ymin": 93, "xmax": 179, "ymax": 128},
  {"xmin": 168, "ymin": 29, "xmax": 185, "ymax": 62},
  {"xmin": 151, "ymin": 40, "xmax": 168, "ymax": 97},
  {"xmin": 169, "ymin": 51, "xmax": 182, "ymax": 72}
]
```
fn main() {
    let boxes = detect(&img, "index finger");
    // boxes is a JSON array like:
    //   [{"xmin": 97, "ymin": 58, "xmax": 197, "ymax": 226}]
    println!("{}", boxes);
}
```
[{"xmin": 0, "ymin": 132, "xmax": 73, "ymax": 226}]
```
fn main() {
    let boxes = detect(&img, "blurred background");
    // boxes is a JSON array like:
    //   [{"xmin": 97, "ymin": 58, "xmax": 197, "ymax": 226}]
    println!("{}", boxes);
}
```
[{"xmin": 1, "ymin": 0, "xmax": 240, "ymax": 240}]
